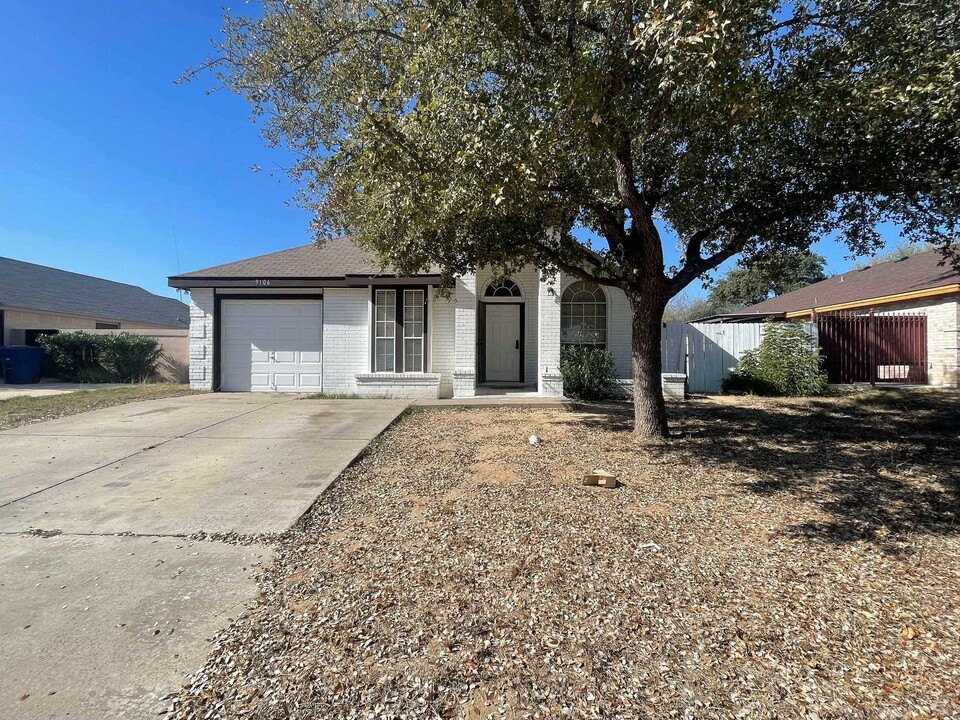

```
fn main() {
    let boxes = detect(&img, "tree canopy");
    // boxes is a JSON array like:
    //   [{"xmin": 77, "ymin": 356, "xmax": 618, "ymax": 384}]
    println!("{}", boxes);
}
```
[
  {"xmin": 197, "ymin": 0, "xmax": 960, "ymax": 435},
  {"xmin": 709, "ymin": 250, "xmax": 828, "ymax": 309}
]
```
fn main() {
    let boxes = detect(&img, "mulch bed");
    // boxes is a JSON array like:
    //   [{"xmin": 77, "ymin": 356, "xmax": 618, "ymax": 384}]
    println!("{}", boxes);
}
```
[{"xmin": 168, "ymin": 391, "xmax": 960, "ymax": 719}]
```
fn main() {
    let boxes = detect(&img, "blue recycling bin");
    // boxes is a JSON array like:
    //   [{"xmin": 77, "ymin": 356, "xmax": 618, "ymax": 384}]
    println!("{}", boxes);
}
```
[{"xmin": 1, "ymin": 346, "xmax": 44, "ymax": 384}]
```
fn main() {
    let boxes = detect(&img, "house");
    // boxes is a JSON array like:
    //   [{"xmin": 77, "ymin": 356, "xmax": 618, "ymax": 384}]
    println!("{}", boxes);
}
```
[
  {"xmin": 1, "ymin": 257, "xmax": 189, "ymax": 345},
  {"xmin": 704, "ymin": 250, "xmax": 960, "ymax": 386},
  {"xmin": 168, "ymin": 237, "xmax": 635, "ymax": 397}
]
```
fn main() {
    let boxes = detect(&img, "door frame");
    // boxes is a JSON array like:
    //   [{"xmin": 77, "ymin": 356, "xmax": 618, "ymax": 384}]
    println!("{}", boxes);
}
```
[
  {"xmin": 477, "ymin": 300, "xmax": 524, "ymax": 384},
  {"xmin": 214, "ymin": 292, "xmax": 324, "ymax": 392}
]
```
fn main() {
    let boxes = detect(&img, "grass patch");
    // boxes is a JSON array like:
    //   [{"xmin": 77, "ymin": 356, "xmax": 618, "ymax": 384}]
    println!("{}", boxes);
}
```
[
  {"xmin": 302, "ymin": 392, "xmax": 364, "ymax": 400},
  {"xmin": 0, "ymin": 384, "xmax": 196, "ymax": 431}
]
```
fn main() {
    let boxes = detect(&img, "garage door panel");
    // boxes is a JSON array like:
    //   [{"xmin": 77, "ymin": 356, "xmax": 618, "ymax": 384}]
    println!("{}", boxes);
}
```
[{"xmin": 220, "ymin": 300, "xmax": 323, "ymax": 393}]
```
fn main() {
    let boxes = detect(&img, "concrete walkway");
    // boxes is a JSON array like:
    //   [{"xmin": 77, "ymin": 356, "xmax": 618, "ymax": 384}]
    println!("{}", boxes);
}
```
[{"xmin": 0, "ymin": 393, "xmax": 409, "ymax": 719}]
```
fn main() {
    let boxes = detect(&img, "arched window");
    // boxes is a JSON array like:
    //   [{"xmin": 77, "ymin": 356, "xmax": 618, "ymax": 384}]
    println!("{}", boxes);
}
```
[
  {"xmin": 561, "ymin": 281, "xmax": 606, "ymax": 347},
  {"xmin": 484, "ymin": 279, "xmax": 522, "ymax": 298}
]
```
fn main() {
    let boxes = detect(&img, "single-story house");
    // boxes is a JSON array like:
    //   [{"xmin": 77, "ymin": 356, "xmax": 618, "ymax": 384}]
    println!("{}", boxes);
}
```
[
  {"xmin": 169, "ymin": 237, "xmax": 636, "ymax": 397},
  {"xmin": 0, "ymin": 256, "xmax": 191, "ymax": 380},
  {"xmin": 1, "ymin": 256, "xmax": 189, "ymax": 344},
  {"xmin": 703, "ymin": 250, "xmax": 960, "ymax": 386}
]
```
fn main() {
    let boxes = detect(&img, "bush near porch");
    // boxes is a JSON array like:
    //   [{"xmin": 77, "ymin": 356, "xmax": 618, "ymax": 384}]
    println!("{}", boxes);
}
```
[
  {"xmin": 169, "ymin": 391, "xmax": 960, "ymax": 719},
  {"xmin": 37, "ymin": 331, "xmax": 164, "ymax": 383}
]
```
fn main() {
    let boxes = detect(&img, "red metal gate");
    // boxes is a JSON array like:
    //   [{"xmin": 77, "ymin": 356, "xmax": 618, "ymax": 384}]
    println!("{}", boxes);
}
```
[{"xmin": 817, "ymin": 311, "xmax": 928, "ymax": 385}]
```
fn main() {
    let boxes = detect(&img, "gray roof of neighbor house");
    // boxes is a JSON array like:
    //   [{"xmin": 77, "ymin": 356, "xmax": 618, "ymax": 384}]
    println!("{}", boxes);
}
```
[
  {"xmin": 169, "ymin": 236, "xmax": 441, "ymax": 288},
  {"xmin": 0, "ymin": 257, "xmax": 189, "ymax": 328},
  {"xmin": 720, "ymin": 250, "xmax": 960, "ymax": 319}
]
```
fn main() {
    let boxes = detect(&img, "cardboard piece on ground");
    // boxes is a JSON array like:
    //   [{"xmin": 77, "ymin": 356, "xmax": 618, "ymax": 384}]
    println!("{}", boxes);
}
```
[{"xmin": 583, "ymin": 470, "xmax": 617, "ymax": 488}]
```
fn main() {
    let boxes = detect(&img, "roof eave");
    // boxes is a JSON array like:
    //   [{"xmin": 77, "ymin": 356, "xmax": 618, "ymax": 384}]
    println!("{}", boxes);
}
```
[{"xmin": 168, "ymin": 274, "xmax": 445, "ymax": 290}]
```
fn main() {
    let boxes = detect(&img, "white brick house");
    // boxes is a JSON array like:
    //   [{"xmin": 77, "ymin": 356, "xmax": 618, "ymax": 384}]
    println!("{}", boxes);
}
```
[{"xmin": 169, "ymin": 237, "xmax": 635, "ymax": 398}]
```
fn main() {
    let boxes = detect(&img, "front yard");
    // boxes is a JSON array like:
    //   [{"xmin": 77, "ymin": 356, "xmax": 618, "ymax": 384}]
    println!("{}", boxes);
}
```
[
  {"xmin": 170, "ymin": 392, "xmax": 959, "ymax": 719},
  {"xmin": 0, "ymin": 384, "xmax": 195, "ymax": 431}
]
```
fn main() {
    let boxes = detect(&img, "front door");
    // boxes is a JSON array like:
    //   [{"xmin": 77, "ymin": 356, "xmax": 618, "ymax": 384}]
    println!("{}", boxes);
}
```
[{"xmin": 484, "ymin": 304, "xmax": 521, "ymax": 382}]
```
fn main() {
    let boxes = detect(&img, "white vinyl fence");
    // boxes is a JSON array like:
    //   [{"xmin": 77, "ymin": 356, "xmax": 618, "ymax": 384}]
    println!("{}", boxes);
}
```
[{"xmin": 661, "ymin": 321, "xmax": 817, "ymax": 394}]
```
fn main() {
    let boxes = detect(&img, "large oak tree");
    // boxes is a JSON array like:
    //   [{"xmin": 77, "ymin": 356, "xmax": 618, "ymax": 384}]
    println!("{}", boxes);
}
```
[{"xmin": 195, "ymin": 0, "xmax": 959, "ymax": 437}]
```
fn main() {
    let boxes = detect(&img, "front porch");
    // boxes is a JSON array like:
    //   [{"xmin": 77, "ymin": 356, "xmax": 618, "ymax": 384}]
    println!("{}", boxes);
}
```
[{"xmin": 450, "ymin": 268, "xmax": 565, "ymax": 398}]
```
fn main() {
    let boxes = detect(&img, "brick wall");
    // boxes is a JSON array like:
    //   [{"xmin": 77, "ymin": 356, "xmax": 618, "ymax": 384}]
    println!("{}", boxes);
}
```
[
  {"xmin": 453, "ymin": 274, "xmax": 477, "ymax": 396},
  {"xmin": 188, "ymin": 289, "xmax": 215, "ymax": 391},
  {"xmin": 431, "ymin": 288, "xmax": 456, "ymax": 398},
  {"xmin": 355, "ymin": 372, "xmax": 441, "ymax": 398},
  {"xmin": 321, "ymin": 288, "xmax": 369, "ymax": 394}
]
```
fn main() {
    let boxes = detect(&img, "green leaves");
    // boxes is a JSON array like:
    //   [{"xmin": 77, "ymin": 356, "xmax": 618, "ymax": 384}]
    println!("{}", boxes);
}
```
[{"xmin": 203, "ymin": 0, "xmax": 959, "ymax": 289}]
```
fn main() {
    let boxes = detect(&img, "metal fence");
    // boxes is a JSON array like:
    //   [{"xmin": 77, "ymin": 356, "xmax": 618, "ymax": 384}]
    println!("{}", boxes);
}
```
[{"xmin": 816, "ymin": 310, "xmax": 927, "ymax": 385}]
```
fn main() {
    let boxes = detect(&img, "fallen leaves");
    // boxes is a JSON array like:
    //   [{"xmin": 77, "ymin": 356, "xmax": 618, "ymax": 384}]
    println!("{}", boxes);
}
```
[{"xmin": 167, "ymin": 393, "xmax": 960, "ymax": 720}]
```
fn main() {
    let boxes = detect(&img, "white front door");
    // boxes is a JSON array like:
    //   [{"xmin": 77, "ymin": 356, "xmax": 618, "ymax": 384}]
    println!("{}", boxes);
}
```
[
  {"xmin": 485, "ymin": 304, "xmax": 521, "ymax": 382},
  {"xmin": 220, "ymin": 300, "xmax": 323, "ymax": 392}
]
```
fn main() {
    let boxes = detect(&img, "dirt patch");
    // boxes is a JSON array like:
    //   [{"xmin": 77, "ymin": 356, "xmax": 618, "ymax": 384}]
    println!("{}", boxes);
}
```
[{"xmin": 168, "ymin": 391, "xmax": 960, "ymax": 719}]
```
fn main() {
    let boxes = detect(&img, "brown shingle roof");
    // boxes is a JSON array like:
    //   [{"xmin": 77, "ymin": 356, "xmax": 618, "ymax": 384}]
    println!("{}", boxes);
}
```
[
  {"xmin": 171, "ymin": 237, "xmax": 380, "ymax": 279},
  {"xmin": 739, "ymin": 250, "xmax": 960, "ymax": 315},
  {"xmin": 169, "ymin": 236, "xmax": 439, "ymax": 283}
]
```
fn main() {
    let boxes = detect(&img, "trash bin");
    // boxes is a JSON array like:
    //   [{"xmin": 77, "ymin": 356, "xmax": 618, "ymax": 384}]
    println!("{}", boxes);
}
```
[{"xmin": 1, "ymin": 346, "xmax": 44, "ymax": 384}]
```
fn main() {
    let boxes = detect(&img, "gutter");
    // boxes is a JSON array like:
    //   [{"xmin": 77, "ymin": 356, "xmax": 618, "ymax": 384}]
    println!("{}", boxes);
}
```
[{"xmin": 783, "ymin": 284, "xmax": 960, "ymax": 318}]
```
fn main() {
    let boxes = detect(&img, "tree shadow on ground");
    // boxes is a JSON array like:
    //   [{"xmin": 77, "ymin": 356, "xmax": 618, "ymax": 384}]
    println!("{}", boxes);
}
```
[{"xmin": 580, "ymin": 391, "xmax": 960, "ymax": 547}]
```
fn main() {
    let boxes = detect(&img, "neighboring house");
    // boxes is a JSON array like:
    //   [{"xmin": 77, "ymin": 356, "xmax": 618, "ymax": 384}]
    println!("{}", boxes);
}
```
[
  {"xmin": 703, "ymin": 250, "xmax": 960, "ymax": 386},
  {"xmin": 169, "ymin": 237, "xmax": 635, "ymax": 397},
  {"xmin": 1, "ymin": 257, "xmax": 189, "ymax": 345},
  {"xmin": 0, "ymin": 257, "xmax": 191, "ymax": 381}
]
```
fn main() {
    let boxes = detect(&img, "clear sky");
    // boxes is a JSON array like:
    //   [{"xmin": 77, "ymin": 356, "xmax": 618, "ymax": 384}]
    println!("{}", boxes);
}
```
[{"xmin": 0, "ymin": 2, "xmax": 905, "ymax": 301}]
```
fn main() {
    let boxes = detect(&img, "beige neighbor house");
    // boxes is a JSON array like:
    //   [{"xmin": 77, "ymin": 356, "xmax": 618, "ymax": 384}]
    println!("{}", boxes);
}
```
[
  {"xmin": 704, "ymin": 250, "xmax": 960, "ymax": 387},
  {"xmin": 0, "ymin": 256, "xmax": 190, "ymax": 380},
  {"xmin": 169, "ymin": 237, "xmax": 637, "ymax": 398}
]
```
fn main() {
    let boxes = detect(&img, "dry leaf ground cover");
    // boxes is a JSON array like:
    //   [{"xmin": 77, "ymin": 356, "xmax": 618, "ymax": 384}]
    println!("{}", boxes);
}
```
[{"xmin": 170, "ymin": 391, "xmax": 960, "ymax": 720}]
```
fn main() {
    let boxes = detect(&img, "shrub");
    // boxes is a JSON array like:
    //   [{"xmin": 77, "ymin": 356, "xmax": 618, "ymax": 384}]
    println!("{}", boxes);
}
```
[
  {"xmin": 36, "ymin": 331, "xmax": 102, "ymax": 380},
  {"xmin": 98, "ymin": 333, "xmax": 164, "ymax": 382},
  {"xmin": 560, "ymin": 344, "xmax": 617, "ymax": 400},
  {"xmin": 36, "ymin": 331, "xmax": 163, "ymax": 383},
  {"xmin": 722, "ymin": 321, "xmax": 828, "ymax": 396}
]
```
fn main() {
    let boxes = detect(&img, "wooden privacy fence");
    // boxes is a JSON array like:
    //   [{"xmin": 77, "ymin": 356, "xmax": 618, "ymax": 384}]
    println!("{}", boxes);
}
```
[
  {"xmin": 816, "ymin": 311, "xmax": 927, "ymax": 385},
  {"xmin": 661, "ymin": 321, "xmax": 818, "ymax": 394}
]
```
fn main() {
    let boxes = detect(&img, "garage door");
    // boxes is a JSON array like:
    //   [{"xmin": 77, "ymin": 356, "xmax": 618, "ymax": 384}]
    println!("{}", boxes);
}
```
[{"xmin": 220, "ymin": 300, "xmax": 323, "ymax": 392}]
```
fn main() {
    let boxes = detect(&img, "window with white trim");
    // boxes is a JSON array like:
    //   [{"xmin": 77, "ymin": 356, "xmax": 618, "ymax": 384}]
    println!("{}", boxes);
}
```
[
  {"xmin": 374, "ymin": 289, "xmax": 396, "ymax": 372},
  {"xmin": 373, "ymin": 288, "xmax": 427, "ymax": 372},
  {"xmin": 561, "ymin": 281, "xmax": 607, "ymax": 347},
  {"xmin": 403, "ymin": 289, "xmax": 424, "ymax": 372}
]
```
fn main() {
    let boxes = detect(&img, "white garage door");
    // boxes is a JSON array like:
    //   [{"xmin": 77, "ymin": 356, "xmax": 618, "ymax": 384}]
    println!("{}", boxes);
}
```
[{"xmin": 220, "ymin": 299, "xmax": 323, "ymax": 392}]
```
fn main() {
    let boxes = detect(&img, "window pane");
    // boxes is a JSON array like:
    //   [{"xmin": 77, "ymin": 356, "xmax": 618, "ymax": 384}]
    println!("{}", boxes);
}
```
[
  {"xmin": 404, "ymin": 339, "xmax": 423, "ymax": 372},
  {"xmin": 402, "ymin": 290, "xmax": 424, "ymax": 373},
  {"xmin": 561, "ymin": 282, "xmax": 606, "ymax": 347},
  {"xmin": 375, "ymin": 290, "xmax": 396, "ymax": 372}
]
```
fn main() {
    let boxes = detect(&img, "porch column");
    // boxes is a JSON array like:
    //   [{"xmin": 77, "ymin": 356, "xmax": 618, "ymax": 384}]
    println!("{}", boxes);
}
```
[
  {"xmin": 453, "ymin": 273, "xmax": 477, "ymax": 397},
  {"xmin": 538, "ymin": 269, "xmax": 564, "ymax": 396}
]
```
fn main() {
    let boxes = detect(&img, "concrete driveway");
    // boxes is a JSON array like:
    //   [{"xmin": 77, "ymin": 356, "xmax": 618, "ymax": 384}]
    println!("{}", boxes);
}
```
[{"xmin": 0, "ymin": 393, "xmax": 409, "ymax": 719}]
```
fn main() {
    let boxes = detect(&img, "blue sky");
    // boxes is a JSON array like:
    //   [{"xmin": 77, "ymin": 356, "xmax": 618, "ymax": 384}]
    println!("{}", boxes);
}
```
[{"xmin": 0, "ymin": 2, "xmax": 904, "ymax": 301}]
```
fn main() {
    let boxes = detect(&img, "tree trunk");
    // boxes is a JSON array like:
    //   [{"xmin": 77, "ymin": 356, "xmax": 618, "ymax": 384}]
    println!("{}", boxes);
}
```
[{"xmin": 629, "ymin": 292, "xmax": 669, "ymax": 438}]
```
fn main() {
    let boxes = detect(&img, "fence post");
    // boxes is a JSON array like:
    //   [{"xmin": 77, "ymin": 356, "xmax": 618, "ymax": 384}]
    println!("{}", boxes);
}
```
[{"xmin": 869, "ymin": 308, "xmax": 876, "ymax": 387}]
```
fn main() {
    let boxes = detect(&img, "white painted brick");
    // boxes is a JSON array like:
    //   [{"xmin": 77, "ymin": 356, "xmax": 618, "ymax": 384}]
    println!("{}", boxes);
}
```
[
  {"xmin": 430, "ymin": 288, "xmax": 456, "ymax": 398},
  {"xmin": 187, "ymin": 289, "xmax": 214, "ymax": 391},
  {"xmin": 355, "ymin": 372, "xmax": 441, "ymax": 398},
  {"xmin": 453, "ymin": 274, "xmax": 477, "ymax": 397},
  {"xmin": 321, "ymin": 288, "xmax": 369, "ymax": 394}
]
